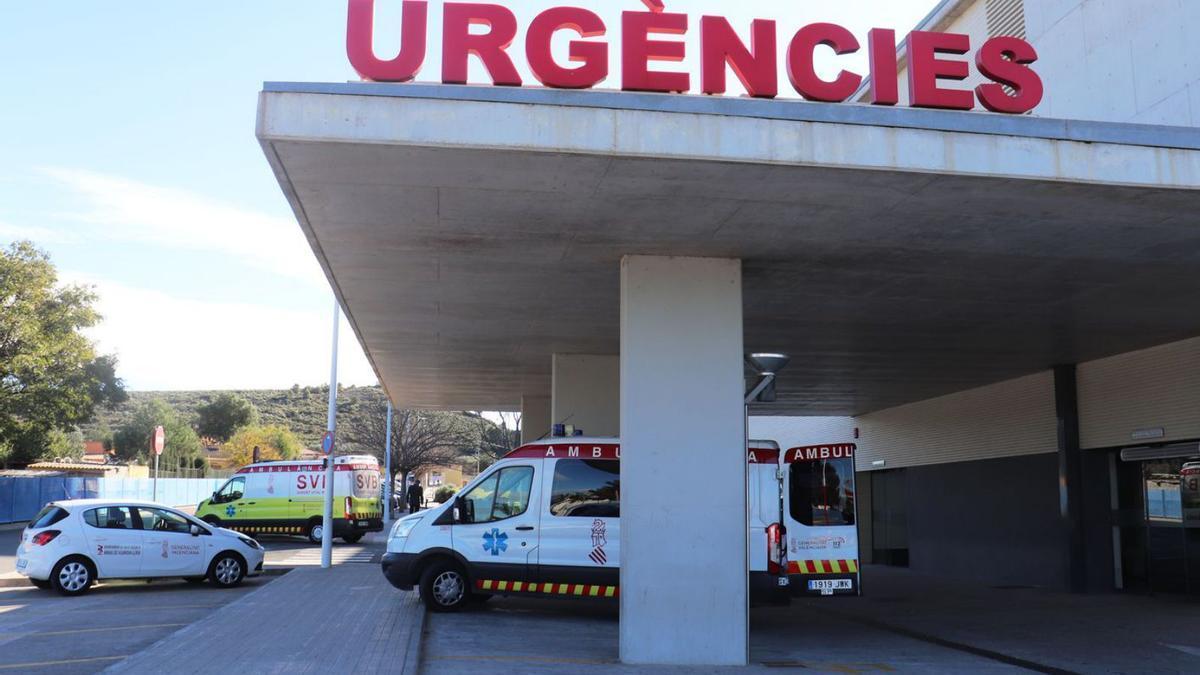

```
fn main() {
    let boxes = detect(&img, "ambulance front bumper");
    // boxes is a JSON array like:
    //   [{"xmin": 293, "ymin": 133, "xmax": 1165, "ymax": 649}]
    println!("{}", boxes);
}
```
[{"xmin": 381, "ymin": 552, "xmax": 417, "ymax": 590}]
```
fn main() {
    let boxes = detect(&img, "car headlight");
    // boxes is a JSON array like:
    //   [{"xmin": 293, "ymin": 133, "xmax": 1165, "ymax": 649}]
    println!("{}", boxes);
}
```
[
  {"xmin": 237, "ymin": 535, "xmax": 262, "ymax": 550},
  {"xmin": 390, "ymin": 517, "xmax": 422, "ymax": 539}
]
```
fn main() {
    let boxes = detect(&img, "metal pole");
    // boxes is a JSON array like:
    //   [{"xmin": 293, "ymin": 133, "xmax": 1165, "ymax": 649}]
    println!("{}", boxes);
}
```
[
  {"xmin": 384, "ymin": 401, "xmax": 393, "ymax": 529},
  {"xmin": 321, "ymin": 299, "xmax": 340, "ymax": 569},
  {"xmin": 153, "ymin": 454, "xmax": 159, "ymax": 502}
]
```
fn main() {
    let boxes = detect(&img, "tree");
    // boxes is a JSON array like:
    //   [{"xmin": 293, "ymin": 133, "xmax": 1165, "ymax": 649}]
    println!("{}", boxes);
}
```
[
  {"xmin": 44, "ymin": 427, "xmax": 85, "ymax": 462},
  {"xmin": 224, "ymin": 424, "xmax": 302, "ymax": 466},
  {"xmin": 112, "ymin": 399, "xmax": 206, "ymax": 472},
  {"xmin": 465, "ymin": 411, "xmax": 521, "ymax": 472},
  {"xmin": 341, "ymin": 401, "xmax": 477, "ymax": 495},
  {"xmin": 0, "ymin": 241, "xmax": 127, "ymax": 467},
  {"xmin": 195, "ymin": 392, "xmax": 259, "ymax": 441}
]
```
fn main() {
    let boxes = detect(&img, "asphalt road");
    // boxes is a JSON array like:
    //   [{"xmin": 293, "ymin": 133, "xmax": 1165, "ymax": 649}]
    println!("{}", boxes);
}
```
[{"xmin": 0, "ymin": 575, "xmax": 271, "ymax": 673}]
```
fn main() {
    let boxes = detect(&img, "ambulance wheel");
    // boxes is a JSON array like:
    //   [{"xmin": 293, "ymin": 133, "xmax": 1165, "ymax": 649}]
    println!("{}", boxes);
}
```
[
  {"xmin": 202, "ymin": 516, "xmax": 221, "ymax": 527},
  {"xmin": 307, "ymin": 519, "xmax": 324, "ymax": 544},
  {"xmin": 29, "ymin": 579, "xmax": 51, "ymax": 590},
  {"xmin": 208, "ymin": 552, "xmax": 246, "ymax": 588},
  {"xmin": 341, "ymin": 534, "xmax": 363, "ymax": 544},
  {"xmin": 51, "ymin": 556, "xmax": 94, "ymax": 597},
  {"xmin": 419, "ymin": 560, "xmax": 469, "ymax": 612}
]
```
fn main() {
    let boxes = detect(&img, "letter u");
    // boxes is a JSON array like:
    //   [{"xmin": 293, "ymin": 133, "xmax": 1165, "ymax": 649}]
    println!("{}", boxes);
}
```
[{"xmin": 347, "ymin": 0, "xmax": 428, "ymax": 82}]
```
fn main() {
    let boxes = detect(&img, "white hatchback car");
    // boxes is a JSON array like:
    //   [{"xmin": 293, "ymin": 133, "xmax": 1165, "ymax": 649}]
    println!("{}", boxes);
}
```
[{"xmin": 15, "ymin": 499, "xmax": 265, "ymax": 596}]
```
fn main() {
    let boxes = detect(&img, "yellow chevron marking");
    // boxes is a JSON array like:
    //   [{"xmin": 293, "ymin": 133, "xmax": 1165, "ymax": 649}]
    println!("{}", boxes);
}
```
[
  {"xmin": 605, "ymin": 587, "xmax": 615, "ymax": 597},
  {"xmin": 513, "ymin": 582, "xmax": 524, "ymax": 592},
  {"xmin": 589, "ymin": 586, "xmax": 599, "ymax": 597},
  {"xmin": 498, "ymin": 581, "xmax": 509, "ymax": 591},
  {"xmin": 482, "ymin": 580, "xmax": 493, "ymax": 591}
]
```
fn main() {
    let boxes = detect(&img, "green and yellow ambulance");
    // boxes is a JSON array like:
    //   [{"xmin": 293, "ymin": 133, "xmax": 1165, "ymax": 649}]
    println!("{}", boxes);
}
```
[{"xmin": 196, "ymin": 455, "xmax": 383, "ymax": 543}]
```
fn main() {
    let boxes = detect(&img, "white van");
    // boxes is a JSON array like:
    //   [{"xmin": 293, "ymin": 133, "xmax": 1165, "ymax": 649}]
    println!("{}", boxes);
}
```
[
  {"xmin": 381, "ymin": 438, "xmax": 790, "ymax": 611},
  {"xmin": 780, "ymin": 443, "xmax": 861, "ymax": 595}
]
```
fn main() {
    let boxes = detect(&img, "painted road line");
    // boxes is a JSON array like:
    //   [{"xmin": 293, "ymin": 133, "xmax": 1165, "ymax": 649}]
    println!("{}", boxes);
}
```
[
  {"xmin": 3, "ymin": 603, "xmax": 226, "ymax": 615},
  {"xmin": 427, "ymin": 655, "xmax": 613, "ymax": 666},
  {"xmin": 0, "ymin": 655, "xmax": 126, "ymax": 670},
  {"xmin": 0, "ymin": 622, "xmax": 186, "ymax": 639}
]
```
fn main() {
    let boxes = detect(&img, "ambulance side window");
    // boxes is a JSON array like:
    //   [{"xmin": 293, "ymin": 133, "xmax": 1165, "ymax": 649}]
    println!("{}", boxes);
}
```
[
  {"xmin": 460, "ymin": 466, "xmax": 534, "ymax": 523},
  {"xmin": 214, "ymin": 477, "xmax": 245, "ymax": 504},
  {"xmin": 789, "ymin": 458, "xmax": 855, "ymax": 527},
  {"xmin": 550, "ymin": 459, "xmax": 620, "ymax": 517}
]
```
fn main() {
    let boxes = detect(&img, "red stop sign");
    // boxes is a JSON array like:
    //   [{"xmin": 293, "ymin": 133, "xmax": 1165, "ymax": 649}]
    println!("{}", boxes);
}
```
[{"xmin": 152, "ymin": 426, "xmax": 165, "ymax": 456}]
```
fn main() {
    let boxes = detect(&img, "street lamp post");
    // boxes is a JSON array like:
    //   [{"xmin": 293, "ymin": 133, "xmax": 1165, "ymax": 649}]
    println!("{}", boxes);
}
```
[
  {"xmin": 321, "ymin": 299, "xmax": 340, "ymax": 569},
  {"xmin": 383, "ymin": 401, "xmax": 393, "ymax": 529}
]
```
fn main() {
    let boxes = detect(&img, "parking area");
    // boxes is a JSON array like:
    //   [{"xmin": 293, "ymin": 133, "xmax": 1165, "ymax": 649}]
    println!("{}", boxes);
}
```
[
  {"xmin": 420, "ymin": 566, "xmax": 1200, "ymax": 674},
  {"xmin": 0, "ymin": 528, "xmax": 388, "ymax": 673},
  {"xmin": 0, "ymin": 577, "xmax": 270, "ymax": 673}
]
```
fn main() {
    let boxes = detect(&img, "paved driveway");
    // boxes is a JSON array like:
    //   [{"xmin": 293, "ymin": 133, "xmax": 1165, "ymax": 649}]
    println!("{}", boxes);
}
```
[{"xmin": 0, "ymin": 577, "xmax": 269, "ymax": 673}]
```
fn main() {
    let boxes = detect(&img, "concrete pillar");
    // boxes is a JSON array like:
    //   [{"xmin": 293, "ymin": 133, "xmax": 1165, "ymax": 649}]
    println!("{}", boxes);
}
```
[
  {"xmin": 619, "ymin": 255, "xmax": 746, "ymax": 666},
  {"xmin": 520, "ymin": 395, "xmax": 550, "ymax": 445},
  {"xmin": 551, "ymin": 354, "xmax": 619, "ymax": 437}
]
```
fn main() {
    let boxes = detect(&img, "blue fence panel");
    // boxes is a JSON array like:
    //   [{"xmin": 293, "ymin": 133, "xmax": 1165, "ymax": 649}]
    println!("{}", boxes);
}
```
[
  {"xmin": 0, "ymin": 476, "xmax": 227, "ymax": 523},
  {"xmin": 0, "ymin": 477, "xmax": 13, "ymax": 523},
  {"xmin": 12, "ymin": 479, "xmax": 43, "ymax": 522}
]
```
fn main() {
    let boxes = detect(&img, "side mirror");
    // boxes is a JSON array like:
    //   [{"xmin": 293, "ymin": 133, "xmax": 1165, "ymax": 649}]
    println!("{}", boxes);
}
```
[
  {"xmin": 190, "ymin": 524, "xmax": 202, "ymax": 537},
  {"xmin": 211, "ymin": 492, "xmax": 219, "ymax": 503},
  {"xmin": 453, "ymin": 497, "xmax": 467, "ymax": 524}
]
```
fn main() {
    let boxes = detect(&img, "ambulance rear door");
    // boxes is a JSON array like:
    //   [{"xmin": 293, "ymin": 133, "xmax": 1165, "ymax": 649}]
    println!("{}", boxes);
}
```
[
  {"xmin": 747, "ymin": 440, "xmax": 782, "ymax": 575},
  {"xmin": 782, "ymin": 443, "xmax": 860, "ymax": 596}
]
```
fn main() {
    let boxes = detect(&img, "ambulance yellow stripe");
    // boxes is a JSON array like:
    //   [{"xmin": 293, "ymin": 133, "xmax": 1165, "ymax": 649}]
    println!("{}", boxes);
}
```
[
  {"xmin": 482, "ymin": 580, "xmax": 493, "ymax": 591},
  {"xmin": 498, "ymin": 581, "xmax": 509, "ymax": 591},
  {"xmin": 513, "ymin": 582, "xmax": 524, "ymax": 592},
  {"xmin": 589, "ymin": 586, "xmax": 599, "ymax": 597}
]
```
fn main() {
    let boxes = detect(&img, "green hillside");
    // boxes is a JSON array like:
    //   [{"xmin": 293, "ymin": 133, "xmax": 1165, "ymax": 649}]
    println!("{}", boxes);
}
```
[{"xmin": 83, "ymin": 385, "xmax": 390, "ymax": 450}]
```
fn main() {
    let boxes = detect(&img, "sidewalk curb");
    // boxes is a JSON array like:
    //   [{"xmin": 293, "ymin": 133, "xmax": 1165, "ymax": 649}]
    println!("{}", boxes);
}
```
[
  {"xmin": 401, "ymin": 601, "xmax": 427, "ymax": 675},
  {"xmin": 0, "ymin": 568, "xmax": 289, "ymax": 589}
]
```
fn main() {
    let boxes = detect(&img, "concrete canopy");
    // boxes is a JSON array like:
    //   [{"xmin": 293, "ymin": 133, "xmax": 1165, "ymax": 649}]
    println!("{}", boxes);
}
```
[{"xmin": 257, "ymin": 83, "xmax": 1200, "ymax": 415}]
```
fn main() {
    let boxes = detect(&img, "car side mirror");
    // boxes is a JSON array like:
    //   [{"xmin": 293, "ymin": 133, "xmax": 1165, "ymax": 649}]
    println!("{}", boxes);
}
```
[
  {"xmin": 190, "ymin": 524, "xmax": 202, "ymax": 537},
  {"xmin": 454, "ymin": 497, "xmax": 468, "ymax": 524}
]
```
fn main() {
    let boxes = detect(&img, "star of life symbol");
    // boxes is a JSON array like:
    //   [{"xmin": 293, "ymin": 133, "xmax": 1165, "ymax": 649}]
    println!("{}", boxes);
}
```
[
  {"xmin": 225, "ymin": 504, "xmax": 237, "ymax": 518},
  {"xmin": 589, "ymin": 519, "xmax": 607, "ymax": 565},
  {"xmin": 483, "ymin": 528, "xmax": 507, "ymax": 556}
]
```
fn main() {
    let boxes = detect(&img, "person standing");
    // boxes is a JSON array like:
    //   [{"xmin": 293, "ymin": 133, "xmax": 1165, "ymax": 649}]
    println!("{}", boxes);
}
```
[{"xmin": 407, "ymin": 478, "xmax": 424, "ymax": 513}]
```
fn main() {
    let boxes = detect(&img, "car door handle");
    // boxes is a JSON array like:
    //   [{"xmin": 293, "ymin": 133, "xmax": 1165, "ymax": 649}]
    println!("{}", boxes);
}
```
[{"xmin": 515, "ymin": 526, "xmax": 535, "ymax": 531}]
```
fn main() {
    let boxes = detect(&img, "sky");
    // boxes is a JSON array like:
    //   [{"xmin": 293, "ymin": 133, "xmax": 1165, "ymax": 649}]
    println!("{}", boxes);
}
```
[{"xmin": 0, "ymin": 0, "xmax": 935, "ymax": 393}]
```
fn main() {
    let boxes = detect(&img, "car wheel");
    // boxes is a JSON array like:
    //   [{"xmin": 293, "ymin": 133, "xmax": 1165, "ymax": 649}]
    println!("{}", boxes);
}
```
[
  {"xmin": 419, "ymin": 560, "xmax": 470, "ymax": 612},
  {"xmin": 29, "ymin": 579, "xmax": 51, "ymax": 590},
  {"xmin": 208, "ymin": 552, "xmax": 246, "ymax": 588},
  {"xmin": 341, "ymin": 533, "xmax": 363, "ymax": 544},
  {"xmin": 51, "ymin": 556, "xmax": 94, "ymax": 597},
  {"xmin": 307, "ymin": 520, "xmax": 324, "ymax": 544}
]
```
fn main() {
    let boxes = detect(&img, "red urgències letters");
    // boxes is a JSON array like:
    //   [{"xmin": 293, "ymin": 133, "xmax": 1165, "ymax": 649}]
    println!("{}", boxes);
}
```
[{"xmin": 345, "ymin": 0, "xmax": 1043, "ymax": 114}]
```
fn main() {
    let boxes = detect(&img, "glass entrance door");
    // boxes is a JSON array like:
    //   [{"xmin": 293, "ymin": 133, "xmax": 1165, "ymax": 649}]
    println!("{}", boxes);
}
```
[
  {"xmin": 1143, "ymin": 458, "xmax": 1189, "ymax": 594},
  {"xmin": 1119, "ymin": 455, "xmax": 1200, "ymax": 596}
]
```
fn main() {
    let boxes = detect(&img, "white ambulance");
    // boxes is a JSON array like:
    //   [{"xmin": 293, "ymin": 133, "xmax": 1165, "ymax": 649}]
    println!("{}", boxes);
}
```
[
  {"xmin": 382, "ymin": 437, "xmax": 792, "ymax": 611},
  {"xmin": 781, "ymin": 443, "xmax": 861, "ymax": 596},
  {"xmin": 195, "ymin": 455, "xmax": 383, "ymax": 544}
]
